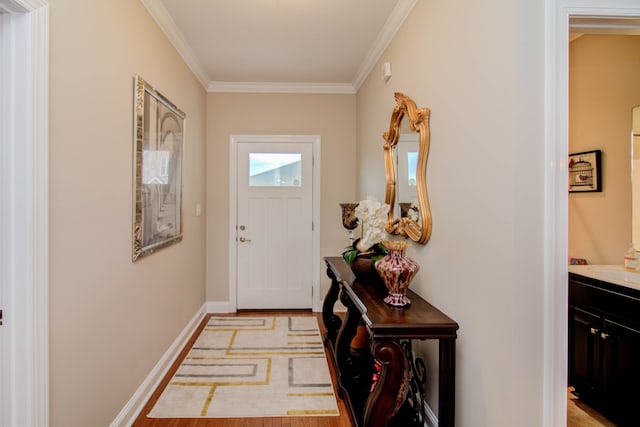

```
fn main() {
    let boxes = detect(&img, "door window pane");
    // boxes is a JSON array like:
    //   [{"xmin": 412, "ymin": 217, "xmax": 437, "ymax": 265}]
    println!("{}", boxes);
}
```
[
  {"xmin": 407, "ymin": 152, "xmax": 417, "ymax": 186},
  {"xmin": 249, "ymin": 153, "xmax": 302, "ymax": 187}
]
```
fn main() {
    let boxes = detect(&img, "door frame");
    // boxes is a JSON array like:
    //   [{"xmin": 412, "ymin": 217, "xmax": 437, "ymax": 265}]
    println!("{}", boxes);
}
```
[
  {"xmin": 545, "ymin": 1, "xmax": 640, "ymax": 425},
  {"xmin": 0, "ymin": 1, "xmax": 50, "ymax": 426},
  {"xmin": 229, "ymin": 135, "xmax": 321, "ymax": 312}
]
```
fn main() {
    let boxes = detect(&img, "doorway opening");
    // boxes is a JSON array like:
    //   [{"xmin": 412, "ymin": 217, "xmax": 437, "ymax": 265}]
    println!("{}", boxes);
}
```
[
  {"xmin": 228, "ymin": 135, "xmax": 321, "ymax": 312},
  {"xmin": 0, "ymin": 2, "xmax": 50, "ymax": 426},
  {"xmin": 565, "ymin": 14, "xmax": 640, "ymax": 427},
  {"xmin": 546, "ymin": 4, "xmax": 640, "ymax": 426}
]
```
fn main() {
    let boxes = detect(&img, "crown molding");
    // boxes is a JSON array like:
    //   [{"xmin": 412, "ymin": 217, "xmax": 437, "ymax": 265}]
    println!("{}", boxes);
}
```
[
  {"xmin": 208, "ymin": 81, "xmax": 355, "ymax": 94},
  {"xmin": 570, "ymin": 16, "xmax": 640, "ymax": 34},
  {"xmin": 0, "ymin": 0, "xmax": 46, "ymax": 13},
  {"xmin": 140, "ymin": 0, "xmax": 209, "ymax": 89},
  {"xmin": 352, "ymin": 0, "xmax": 418, "ymax": 91},
  {"xmin": 141, "ymin": 0, "xmax": 416, "ymax": 94}
]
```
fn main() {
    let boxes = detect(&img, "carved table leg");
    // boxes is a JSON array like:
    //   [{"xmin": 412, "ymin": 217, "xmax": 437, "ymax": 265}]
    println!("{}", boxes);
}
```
[
  {"xmin": 322, "ymin": 263, "xmax": 343, "ymax": 347},
  {"xmin": 364, "ymin": 339, "xmax": 409, "ymax": 427},
  {"xmin": 336, "ymin": 288, "xmax": 361, "ymax": 381},
  {"xmin": 334, "ymin": 287, "xmax": 375, "ymax": 425},
  {"xmin": 394, "ymin": 340, "xmax": 428, "ymax": 426},
  {"xmin": 439, "ymin": 338, "xmax": 456, "ymax": 427}
]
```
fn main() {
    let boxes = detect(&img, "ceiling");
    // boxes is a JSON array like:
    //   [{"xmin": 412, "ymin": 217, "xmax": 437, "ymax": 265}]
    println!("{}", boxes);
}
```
[{"xmin": 142, "ymin": 0, "xmax": 417, "ymax": 93}]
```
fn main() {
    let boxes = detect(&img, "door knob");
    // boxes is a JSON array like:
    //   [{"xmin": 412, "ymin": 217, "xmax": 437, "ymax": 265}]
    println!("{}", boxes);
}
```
[{"xmin": 239, "ymin": 237, "xmax": 251, "ymax": 242}]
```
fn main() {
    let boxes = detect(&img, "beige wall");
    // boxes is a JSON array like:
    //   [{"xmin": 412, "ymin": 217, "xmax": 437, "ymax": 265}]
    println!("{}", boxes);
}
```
[
  {"xmin": 568, "ymin": 35, "xmax": 640, "ymax": 265},
  {"xmin": 205, "ymin": 93, "xmax": 356, "ymax": 301},
  {"xmin": 44, "ymin": 0, "xmax": 578, "ymax": 425},
  {"xmin": 49, "ymin": 1, "xmax": 207, "ymax": 425},
  {"xmin": 357, "ymin": 1, "xmax": 545, "ymax": 425}
]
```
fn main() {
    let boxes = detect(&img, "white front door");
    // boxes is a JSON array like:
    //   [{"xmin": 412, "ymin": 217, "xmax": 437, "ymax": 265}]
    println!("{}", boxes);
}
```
[{"xmin": 235, "ymin": 140, "xmax": 314, "ymax": 309}]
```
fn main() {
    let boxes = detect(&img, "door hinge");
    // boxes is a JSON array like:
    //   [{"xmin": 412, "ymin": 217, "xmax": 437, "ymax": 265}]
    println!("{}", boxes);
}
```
[{"xmin": 0, "ymin": 309, "xmax": 3, "ymax": 326}]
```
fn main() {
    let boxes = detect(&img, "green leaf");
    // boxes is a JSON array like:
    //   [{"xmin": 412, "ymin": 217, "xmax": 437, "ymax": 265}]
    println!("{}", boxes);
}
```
[{"xmin": 342, "ymin": 247, "xmax": 358, "ymax": 264}]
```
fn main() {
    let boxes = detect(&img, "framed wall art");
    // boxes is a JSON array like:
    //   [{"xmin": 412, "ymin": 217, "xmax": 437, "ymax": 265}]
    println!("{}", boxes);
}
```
[
  {"xmin": 568, "ymin": 149, "xmax": 602, "ymax": 193},
  {"xmin": 132, "ymin": 75, "xmax": 186, "ymax": 261}
]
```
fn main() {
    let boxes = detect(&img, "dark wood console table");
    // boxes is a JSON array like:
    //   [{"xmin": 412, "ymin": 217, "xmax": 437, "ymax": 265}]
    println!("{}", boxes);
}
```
[{"xmin": 322, "ymin": 256, "xmax": 458, "ymax": 427}]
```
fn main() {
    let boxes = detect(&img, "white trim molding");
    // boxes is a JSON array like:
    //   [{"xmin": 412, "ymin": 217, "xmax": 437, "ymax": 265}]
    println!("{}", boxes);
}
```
[
  {"xmin": 110, "ymin": 304, "xmax": 207, "ymax": 426},
  {"xmin": 544, "ymin": 2, "xmax": 640, "ymax": 426},
  {"xmin": 140, "ymin": 0, "xmax": 417, "ymax": 94},
  {"xmin": 0, "ymin": 1, "xmax": 49, "ymax": 426},
  {"xmin": 351, "ymin": 0, "xmax": 418, "ymax": 91},
  {"xmin": 206, "ymin": 300, "xmax": 235, "ymax": 314},
  {"xmin": 139, "ymin": 0, "xmax": 209, "ymax": 89},
  {"xmin": 228, "ymin": 135, "xmax": 322, "ymax": 312},
  {"xmin": 424, "ymin": 401, "xmax": 438, "ymax": 427},
  {"xmin": 208, "ymin": 81, "xmax": 355, "ymax": 94}
]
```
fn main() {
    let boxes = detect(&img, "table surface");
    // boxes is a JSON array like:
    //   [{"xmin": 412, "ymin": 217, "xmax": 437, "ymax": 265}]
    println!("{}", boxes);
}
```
[{"xmin": 325, "ymin": 256, "xmax": 459, "ymax": 340}]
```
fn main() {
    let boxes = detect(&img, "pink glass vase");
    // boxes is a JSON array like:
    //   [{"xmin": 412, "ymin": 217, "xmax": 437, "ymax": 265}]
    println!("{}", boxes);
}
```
[{"xmin": 375, "ymin": 240, "xmax": 419, "ymax": 307}]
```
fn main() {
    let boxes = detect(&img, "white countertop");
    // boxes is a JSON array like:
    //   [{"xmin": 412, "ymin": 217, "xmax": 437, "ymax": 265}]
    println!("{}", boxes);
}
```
[{"xmin": 569, "ymin": 265, "xmax": 640, "ymax": 291}]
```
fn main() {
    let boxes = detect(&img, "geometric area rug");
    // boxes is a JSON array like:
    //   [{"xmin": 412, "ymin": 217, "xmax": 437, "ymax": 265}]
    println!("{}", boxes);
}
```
[{"xmin": 147, "ymin": 316, "xmax": 340, "ymax": 418}]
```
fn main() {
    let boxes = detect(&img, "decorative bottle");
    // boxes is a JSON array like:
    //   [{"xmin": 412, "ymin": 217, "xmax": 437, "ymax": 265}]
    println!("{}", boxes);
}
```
[
  {"xmin": 624, "ymin": 243, "xmax": 640, "ymax": 271},
  {"xmin": 375, "ymin": 240, "xmax": 419, "ymax": 307}
]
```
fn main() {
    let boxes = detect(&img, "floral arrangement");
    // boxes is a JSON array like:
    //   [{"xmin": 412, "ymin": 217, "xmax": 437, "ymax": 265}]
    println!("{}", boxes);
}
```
[
  {"xmin": 400, "ymin": 202, "xmax": 420, "ymax": 222},
  {"xmin": 407, "ymin": 203, "xmax": 419, "ymax": 222},
  {"xmin": 342, "ymin": 196, "xmax": 390, "ymax": 264}
]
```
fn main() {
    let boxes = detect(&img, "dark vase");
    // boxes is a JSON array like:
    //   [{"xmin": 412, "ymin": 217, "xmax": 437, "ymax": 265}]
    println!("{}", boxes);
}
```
[
  {"xmin": 375, "ymin": 240, "xmax": 419, "ymax": 307},
  {"xmin": 349, "ymin": 255, "xmax": 384, "ymax": 288}
]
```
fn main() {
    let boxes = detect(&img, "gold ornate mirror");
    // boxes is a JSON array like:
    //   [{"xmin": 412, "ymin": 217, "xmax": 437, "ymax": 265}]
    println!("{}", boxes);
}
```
[{"xmin": 383, "ymin": 92, "xmax": 432, "ymax": 244}]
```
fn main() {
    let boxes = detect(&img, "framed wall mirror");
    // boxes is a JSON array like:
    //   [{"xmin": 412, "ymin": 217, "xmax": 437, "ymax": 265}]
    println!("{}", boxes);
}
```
[
  {"xmin": 132, "ymin": 75, "xmax": 186, "ymax": 261},
  {"xmin": 383, "ymin": 92, "xmax": 432, "ymax": 244}
]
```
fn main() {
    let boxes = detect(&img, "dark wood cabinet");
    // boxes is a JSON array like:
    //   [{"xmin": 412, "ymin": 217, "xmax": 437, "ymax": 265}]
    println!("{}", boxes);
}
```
[
  {"xmin": 322, "ymin": 257, "xmax": 458, "ymax": 427},
  {"xmin": 568, "ymin": 273, "xmax": 640, "ymax": 426},
  {"xmin": 568, "ymin": 305, "xmax": 602, "ymax": 398},
  {"xmin": 601, "ymin": 318, "xmax": 640, "ymax": 422}
]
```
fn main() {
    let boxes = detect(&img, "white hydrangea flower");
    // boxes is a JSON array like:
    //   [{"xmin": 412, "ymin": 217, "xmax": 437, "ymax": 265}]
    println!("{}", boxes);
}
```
[
  {"xmin": 408, "ymin": 203, "xmax": 419, "ymax": 222},
  {"xmin": 354, "ymin": 196, "xmax": 389, "ymax": 252}
]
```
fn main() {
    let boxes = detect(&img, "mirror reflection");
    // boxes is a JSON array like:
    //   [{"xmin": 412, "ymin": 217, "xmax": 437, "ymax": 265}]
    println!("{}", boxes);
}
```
[
  {"xmin": 396, "ymin": 132, "xmax": 420, "ymax": 224},
  {"xmin": 382, "ymin": 92, "xmax": 432, "ymax": 244}
]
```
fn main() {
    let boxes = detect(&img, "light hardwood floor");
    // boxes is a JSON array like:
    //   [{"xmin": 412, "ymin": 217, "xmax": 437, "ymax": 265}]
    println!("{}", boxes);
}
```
[
  {"xmin": 132, "ymin": 311, "xmax": 353, "ymax": 427},
  {"xmin": 567, "ymin": 387, "xmax": 617, "ymax": 427},
  {"xmin": 132, "ymin": 310, "xmax": 622, "ymax": 427}
]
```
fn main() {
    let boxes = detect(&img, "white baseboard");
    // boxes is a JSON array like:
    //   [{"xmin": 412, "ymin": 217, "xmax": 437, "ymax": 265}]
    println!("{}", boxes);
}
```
[
  {"xmin": 206, "ymin": 300, "xmax": 331, "ymax": 313},
  {"xmin": 424, "ymin": 401, "xmax": 438, "ymax": 427},
  {"xmin": 109, "ymin": 303, "xmax": 207, "ymax": 427},
  {"xmin": 206, "ymin": 300, "xmax": 236, "ymax": 313}
]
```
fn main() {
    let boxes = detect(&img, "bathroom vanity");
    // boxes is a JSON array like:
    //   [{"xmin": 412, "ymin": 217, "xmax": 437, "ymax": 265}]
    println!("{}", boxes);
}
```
[{"xmin": 568, "ymin": 265, "xmax": 640, "ymax": 426}]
